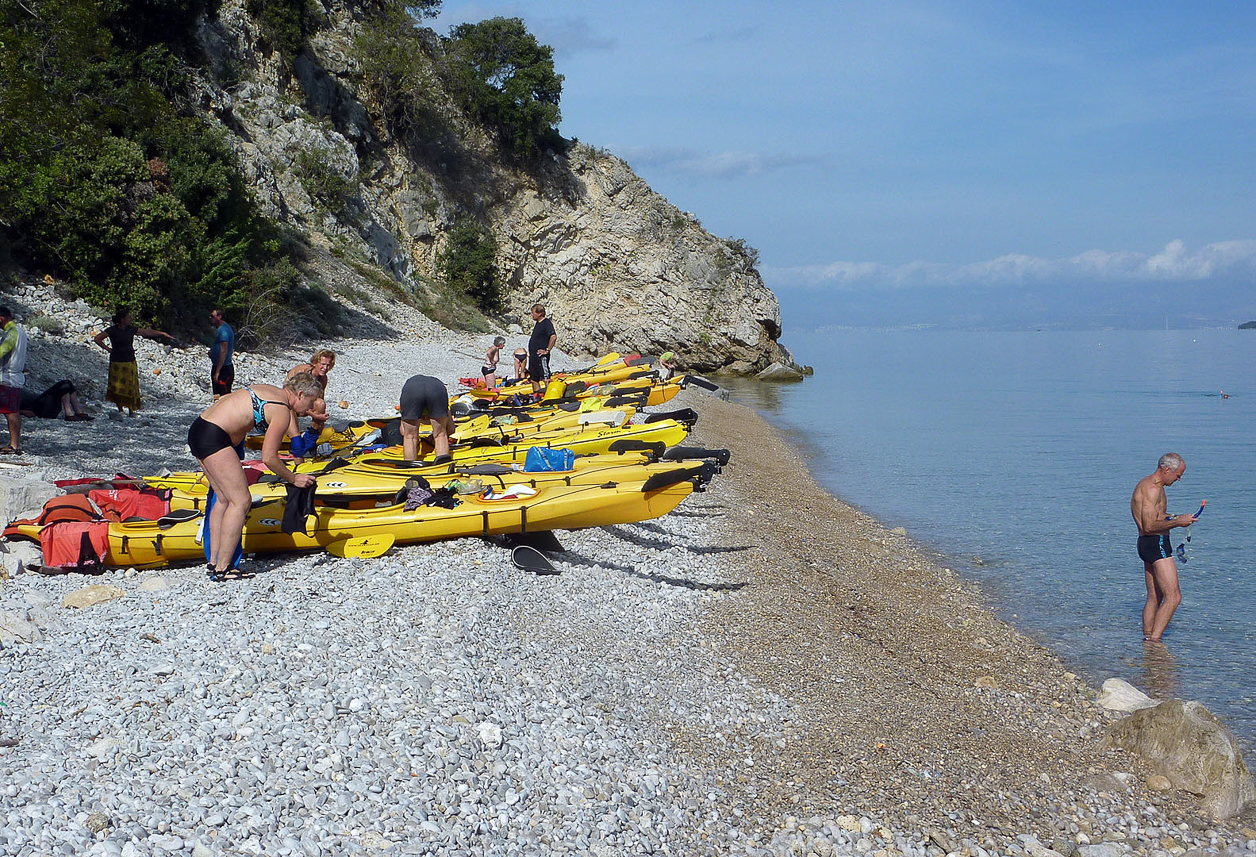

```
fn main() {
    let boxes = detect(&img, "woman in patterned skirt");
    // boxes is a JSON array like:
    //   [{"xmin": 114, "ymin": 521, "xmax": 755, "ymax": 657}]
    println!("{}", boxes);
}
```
[{"xmin": 93, "ymin": 308, "xmax": 175, "ymax": 415}]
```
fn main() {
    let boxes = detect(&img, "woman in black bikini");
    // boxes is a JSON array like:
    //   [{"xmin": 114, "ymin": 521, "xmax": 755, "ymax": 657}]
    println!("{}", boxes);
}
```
[{"xmin": 188, "ymin": 373, "xmax": 322, "ymax": 576}]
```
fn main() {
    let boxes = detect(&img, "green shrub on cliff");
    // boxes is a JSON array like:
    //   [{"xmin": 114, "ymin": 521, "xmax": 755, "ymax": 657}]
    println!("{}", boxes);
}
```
[
  {"xmin": 246, "ymin": 0, "xmax": 318, "ymax": 59},
  {"xmin": 444, "ymin": 17, "xmax": 566, "ymax": 159},
  {"xmin": 437, "ymin": 218, "xmax": 502, "ymax": 313},
  {"xmin": 354, "ymin": 10, "xmax": 565, "ymax": 170},
  {"xmin": 0, "ymin": 0, "xmax": 313, "ymax": 334}
]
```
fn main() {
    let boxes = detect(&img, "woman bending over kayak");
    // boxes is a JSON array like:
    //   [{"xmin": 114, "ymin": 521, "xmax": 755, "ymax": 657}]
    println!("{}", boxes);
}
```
[{"xmin": 188, "ymin": 372, "xmax": 321, "ymax": 577}]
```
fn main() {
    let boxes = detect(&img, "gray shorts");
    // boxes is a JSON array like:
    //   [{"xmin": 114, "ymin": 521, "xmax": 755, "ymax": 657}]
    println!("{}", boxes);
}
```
[{"xmin": 399, "ymin": 375, "xmax": 449, "ymax": 421}]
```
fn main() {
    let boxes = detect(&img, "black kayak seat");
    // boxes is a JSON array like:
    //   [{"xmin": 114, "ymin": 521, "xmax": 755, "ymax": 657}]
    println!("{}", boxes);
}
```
[
  {"xmin": 644, "ymin": 408, "xmax": 698, "ymax": 427},
  {"xmin": 661, "ymin": 446, "xmax": 732, "ymax": 468},
  {"xmin": 604, "ymin": 394, "xmax": 645, "ymax": 409},
  {"xmin": 461, "ymin": 463, "xmax": 514, "ymax": 476},
  {"xmin": 157, "ymin": 508, "xmax": 203, "ymax": 529},
  {"xmin": 608, "ymin": 439, "xmax": 665, "ymax": 458}
]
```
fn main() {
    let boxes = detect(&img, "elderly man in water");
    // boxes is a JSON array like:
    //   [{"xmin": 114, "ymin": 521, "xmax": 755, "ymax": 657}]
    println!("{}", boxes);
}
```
[{"xmin": 1130, "ymin": 452, "xmax": 1195, "ymax": 642}]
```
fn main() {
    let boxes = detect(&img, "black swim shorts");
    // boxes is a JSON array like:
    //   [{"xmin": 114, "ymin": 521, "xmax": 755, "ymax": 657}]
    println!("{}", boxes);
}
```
[
  {"xmin": 1137, "ymin": 533, "xmax": 1173, "ymax": 564},
  {"xmin": 212, "ymin": 363, "xmax": 235, "ymax": 396},
  {"xmin": 188, "ymin": 416, "xmax": 239, "ymax": 460},
  {"xmin": 399, "ymin": 374, "xmax": 449, "ymax": 421},
  {"xmin": 528, "ymin": 353, "xmax": 550, "ymax": 382}
]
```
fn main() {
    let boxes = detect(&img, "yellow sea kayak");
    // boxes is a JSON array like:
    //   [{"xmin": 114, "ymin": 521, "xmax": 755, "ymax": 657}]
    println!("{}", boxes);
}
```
[
  {"xmin": 161, "ymin": 455, "xmax": 718, "ymax": 511},
  {"xmin": 104, "ymin": 473, "xmax": 702, "ymax": 567}
]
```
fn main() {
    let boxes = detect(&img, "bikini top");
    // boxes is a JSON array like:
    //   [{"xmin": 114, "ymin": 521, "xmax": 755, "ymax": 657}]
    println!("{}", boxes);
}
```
[{"xmin": 249, "ymin": 387, "xmax": 287, "ymax": 431}]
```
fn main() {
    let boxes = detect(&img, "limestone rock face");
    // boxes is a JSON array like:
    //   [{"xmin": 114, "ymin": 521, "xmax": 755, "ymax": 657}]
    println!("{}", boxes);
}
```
[
  {"xmin": 1103, "ymin": 699, "xmax": 1255, "ymax": 819},
  {"xmin": 491, "ymin": 148, "xmax": 794, "ymax": 374},
  {"xmin": 191, "ymin": 0, "xmax": 798, "ymax": 375}
]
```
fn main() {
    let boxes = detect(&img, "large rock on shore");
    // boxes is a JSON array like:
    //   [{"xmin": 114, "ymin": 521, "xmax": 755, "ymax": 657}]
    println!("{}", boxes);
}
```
[
  {"xmin": 1096, "ymin": 677, "xmax": 1158, "ymax": 713},
  {"xmin": 1103, "ymin": 699, "xmax": 1255, "ymax": 819},
  {"xmin": 0, "ymin": 475, "xmax": 58, "ymax": 532},
  {"xmin": 756, "ymin": 361, "xmax": 805, "ymax": 382}
]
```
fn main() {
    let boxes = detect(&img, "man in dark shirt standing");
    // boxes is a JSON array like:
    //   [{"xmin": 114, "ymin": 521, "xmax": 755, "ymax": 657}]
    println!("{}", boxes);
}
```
[
  {"xmin": 527, "ymin": 304, "xmax": 556, "ymax": 400},
  {"xmin": 209, "ymin": 308, "xmax": 235, "ymax": 400}
]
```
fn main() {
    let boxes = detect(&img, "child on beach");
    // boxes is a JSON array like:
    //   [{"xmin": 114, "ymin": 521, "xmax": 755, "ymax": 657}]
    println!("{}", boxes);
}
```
[{"xmin": 482, "ymin": 336, "xmax": 506, "ymax": 388}]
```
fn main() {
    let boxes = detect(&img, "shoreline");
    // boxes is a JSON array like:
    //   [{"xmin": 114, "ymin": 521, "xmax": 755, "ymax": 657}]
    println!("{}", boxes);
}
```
[
  {"xmin": 676, "ymin": 391, "xmax": 1255, "ymax": 843},
  {"xmin": 0, "ymin": 292, "xmax": 1253, "ymax": 853}
]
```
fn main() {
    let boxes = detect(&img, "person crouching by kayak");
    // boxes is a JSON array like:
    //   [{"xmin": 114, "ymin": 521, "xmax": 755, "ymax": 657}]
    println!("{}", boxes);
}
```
[
  {"xmin": 285, "ymin": 349, "xmax": 334, "ymax": 457},
  {"xmin": 657, "ymin": 351, "xmax": 677, "ymax": 380},
  {"xmin": 188, "ymin": 373, "xmax": 321, "ymax": 578},
  {"xmin": 399, "ymin": 374, "xmax": 456, "ymax": 464}
]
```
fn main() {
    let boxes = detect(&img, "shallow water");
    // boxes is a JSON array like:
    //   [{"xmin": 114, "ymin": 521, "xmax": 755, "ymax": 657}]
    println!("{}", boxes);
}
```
[{"xmin": 722, "ymin": 328, "xmax": 1255, "ymax": 748}]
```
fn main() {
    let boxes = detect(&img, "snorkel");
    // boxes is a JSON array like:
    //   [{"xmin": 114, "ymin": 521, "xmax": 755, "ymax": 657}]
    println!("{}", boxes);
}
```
[{"xmin": 1166, "ymin": 501, "xmax": 1206, "ymax": 563}]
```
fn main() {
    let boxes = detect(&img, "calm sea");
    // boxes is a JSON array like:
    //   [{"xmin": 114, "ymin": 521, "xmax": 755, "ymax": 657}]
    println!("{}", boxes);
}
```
[{"xmin": 721, "ymin": 328, "xmax": 1255, "ymax": 749}]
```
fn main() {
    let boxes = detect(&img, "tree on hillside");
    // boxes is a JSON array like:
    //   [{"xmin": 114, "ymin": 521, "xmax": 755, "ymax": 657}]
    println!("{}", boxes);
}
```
[
  {"xmin": 437, "ymin": 218, "xmax": 502, "ymax": 313},
  {"xmin": 0, "ymin": 0, "xmax": 313, "ymax": 333},
  {"xmin": 444, "ymin": 17, "xmax": 565, "ymax": 159}
]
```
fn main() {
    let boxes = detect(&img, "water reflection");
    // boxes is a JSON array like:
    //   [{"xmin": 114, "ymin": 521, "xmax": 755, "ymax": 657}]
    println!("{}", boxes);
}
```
[
  {"xmin": 1140, "ymin": 639, "xmax": 1179, "ymax": 700},
  {"xmin": 715, "ymin": 376, "xmax": 790, "ymax": 413}
]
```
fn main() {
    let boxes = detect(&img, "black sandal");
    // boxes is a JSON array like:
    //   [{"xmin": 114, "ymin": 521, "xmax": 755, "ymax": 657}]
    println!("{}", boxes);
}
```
[{"xmin": 0, "ymin": 446, "xmax": 21, "ymax": 455}]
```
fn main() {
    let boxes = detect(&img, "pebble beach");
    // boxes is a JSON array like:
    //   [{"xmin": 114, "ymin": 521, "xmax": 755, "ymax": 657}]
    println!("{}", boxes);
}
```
[{"xmin": 1, "ymin": 282, "xmax": 1254, "ymax": 856}]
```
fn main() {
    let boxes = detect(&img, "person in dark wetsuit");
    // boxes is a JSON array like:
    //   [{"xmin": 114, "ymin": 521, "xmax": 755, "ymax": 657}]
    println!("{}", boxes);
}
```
[
  {"xmin": 20, "ymin": 380, "xmax": 92, "ymax": 420},
  {"xmin": 398, "ymin": 374, "xmax": 456, "ymax": 462},
  {"xmin": 1130, "ymin": 452, "xmax": 1195, "ymax": 641},
  {"xmin": 187, "ymin": 373, "xmax": 322, "ymax": 577}
]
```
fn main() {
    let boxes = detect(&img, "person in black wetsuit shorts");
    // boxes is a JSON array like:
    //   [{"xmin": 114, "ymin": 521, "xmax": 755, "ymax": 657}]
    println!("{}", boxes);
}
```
[
  {"xmin": 20, "ymin": 380, "xmax": 92, "ymax": 421},
  {"xmin": 1136, "ymin": 533, "xmax": 1172, "ymax": 564},
  {"xmin": 399, "ymin": 374, "xmax": 456, "ymax": 462},
  {"xmin": 188, "ymin": 373, "xmax": 321, "ymax": 578},
  {"xmin": 1130, "ymin": 452, "xmax": 1195, "ymax": 642},
  {"xmin": 527, "ymin": 304, "xmax": 556, "ymax": 400}
]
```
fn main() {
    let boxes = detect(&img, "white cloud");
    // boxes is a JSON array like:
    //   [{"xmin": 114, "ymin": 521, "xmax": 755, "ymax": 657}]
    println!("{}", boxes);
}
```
[
  {"xmin": 532, "ymin": 16, "xmax": 614, "ymax": 54},
  {"xmin": 766, "ymin": 240, "xmax": 1256, "ymax": 291},
  {"xmin": 616, "ymin": 146, "xmax": 824, "ymax": 178}
]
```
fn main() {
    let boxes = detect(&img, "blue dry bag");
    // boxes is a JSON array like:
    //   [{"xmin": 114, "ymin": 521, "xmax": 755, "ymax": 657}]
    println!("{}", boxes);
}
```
[{"xmin": 524, "ymin": 446, "xmax": 575, "ymax": 472}]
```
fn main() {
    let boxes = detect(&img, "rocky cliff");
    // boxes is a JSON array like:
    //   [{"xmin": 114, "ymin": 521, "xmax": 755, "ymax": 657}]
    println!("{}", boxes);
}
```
[{"xmin": 192, "ymin": 0, "xmax": 798, "ymax": 375}]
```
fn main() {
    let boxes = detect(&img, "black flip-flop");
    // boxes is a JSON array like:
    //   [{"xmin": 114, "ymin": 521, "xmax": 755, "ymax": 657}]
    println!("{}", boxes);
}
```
[{"xmin": 0, "ymin": 446, "xmax": 21, "ymax": 455}]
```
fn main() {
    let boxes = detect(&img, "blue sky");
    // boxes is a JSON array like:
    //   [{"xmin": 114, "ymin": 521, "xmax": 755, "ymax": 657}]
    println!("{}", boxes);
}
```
[{"xmin": 429, "ymin": 2, "xmax": 1256, "ymax": 329}]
